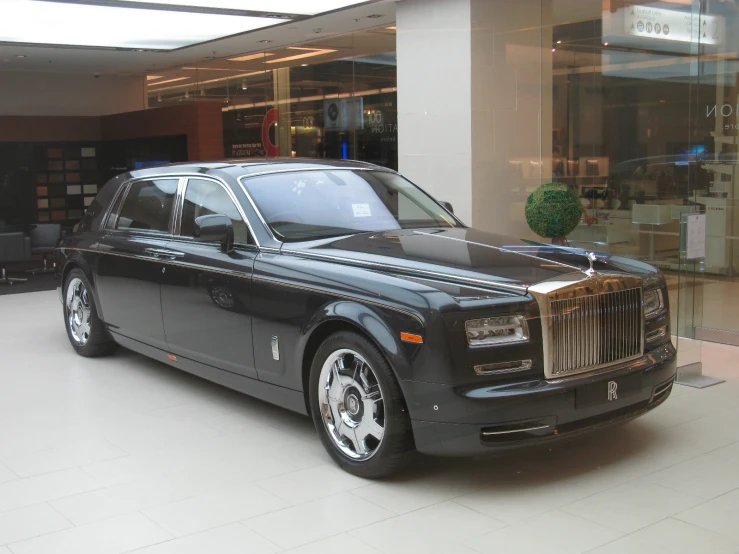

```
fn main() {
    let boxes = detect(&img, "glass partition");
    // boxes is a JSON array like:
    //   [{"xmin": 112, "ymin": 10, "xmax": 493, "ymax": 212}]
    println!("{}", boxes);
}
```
[
  {"xmin": 550, "ymin": 0, "xmax": 711, "ymax": 365},
  {"xmin": 148, "ymin": 28, "xmax": 398, "ymax": 169}
]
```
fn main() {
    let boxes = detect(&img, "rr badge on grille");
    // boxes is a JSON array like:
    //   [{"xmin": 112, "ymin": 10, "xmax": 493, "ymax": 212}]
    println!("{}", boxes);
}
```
[{"xmin": 607, "ymin": 380, "xmax": 618, "ymax": 401}]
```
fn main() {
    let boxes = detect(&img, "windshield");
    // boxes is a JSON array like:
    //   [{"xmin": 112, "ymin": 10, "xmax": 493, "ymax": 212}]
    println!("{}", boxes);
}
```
[{"xmin": 241, "ymin": 169, "xmax": 460, "ymax": 242}]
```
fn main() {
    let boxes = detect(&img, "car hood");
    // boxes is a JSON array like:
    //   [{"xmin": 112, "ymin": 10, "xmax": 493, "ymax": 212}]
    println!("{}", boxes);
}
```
[{"xmin": 283, "ymin": 228, "xmax": 659, "ymax": 294}]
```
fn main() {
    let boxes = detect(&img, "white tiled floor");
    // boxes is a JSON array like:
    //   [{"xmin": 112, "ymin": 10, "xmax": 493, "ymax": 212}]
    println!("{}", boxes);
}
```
[{"xmin": 0, "ymin": 289, "xmax": 738, "ymax": 554}]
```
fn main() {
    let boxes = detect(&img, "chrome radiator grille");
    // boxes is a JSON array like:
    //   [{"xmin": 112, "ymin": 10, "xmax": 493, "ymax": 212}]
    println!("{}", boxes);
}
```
[{"xmin": 550, "ymin": 288, "xmax": 643, "ymax": 377}]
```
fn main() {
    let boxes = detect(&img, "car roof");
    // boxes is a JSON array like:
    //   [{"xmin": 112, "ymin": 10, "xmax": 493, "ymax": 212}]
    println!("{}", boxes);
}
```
[{"xmin": 127, "ymin": 158, "xmax": 393, "ymax": 180}]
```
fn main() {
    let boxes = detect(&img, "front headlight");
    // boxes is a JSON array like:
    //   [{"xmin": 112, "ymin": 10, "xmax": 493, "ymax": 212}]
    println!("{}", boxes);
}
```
[
  {"xmin": 465, "ymin": 316, "xmax": 529, "ymax": 347},
  {"xmin": 644, "ymin": 289, "xmax": 665, "ymax": 319}
]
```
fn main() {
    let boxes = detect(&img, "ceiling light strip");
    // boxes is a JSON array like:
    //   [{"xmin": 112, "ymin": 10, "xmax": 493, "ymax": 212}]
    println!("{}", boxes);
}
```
[
  {"xmin": 148, "ymin": 70, "xmax": 266, "ymax": 91},
  {"xmin": 265, "ymin": 48, "xmax": 337, "ymax": 63},
  {"xmin": 146, "ymin": 76, "xmax": 190, "ymax": 86},
  {"xmin": 228, "ymin": 53, "xmax": 275, "ymax": 62}
]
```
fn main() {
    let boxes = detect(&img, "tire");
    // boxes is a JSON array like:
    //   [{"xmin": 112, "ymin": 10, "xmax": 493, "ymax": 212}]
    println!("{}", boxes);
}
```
[
  {"xmin": 63, "ymin": 268, "xmax": 118, "ymax": 357},
  {"xmin": 309, "ymin": 331, "xmax": 415, "ymax": 478}
]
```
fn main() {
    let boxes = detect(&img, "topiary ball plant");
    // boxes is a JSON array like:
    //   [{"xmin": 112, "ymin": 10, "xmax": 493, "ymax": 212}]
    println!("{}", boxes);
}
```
[{"xmin": 525, "ymin": 182, "xmax": 582, "ymax": 245}]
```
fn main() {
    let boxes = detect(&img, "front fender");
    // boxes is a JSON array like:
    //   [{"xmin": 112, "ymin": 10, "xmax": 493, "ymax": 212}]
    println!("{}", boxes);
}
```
[{"xmin": 299, "ymin": 299, "xmax": 425, "ymax": 383}]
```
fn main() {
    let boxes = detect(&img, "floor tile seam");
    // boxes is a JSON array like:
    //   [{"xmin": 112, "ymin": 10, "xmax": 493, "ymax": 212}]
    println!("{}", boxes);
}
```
[
  {"xmin": 45, "ymin": 500, "xmax": 76, "ymax": 529},
  {"xmin": 8, "ymin": 452, "xmax": 133, "ymax": 480},
  {"xmin": 557, "ymin": 479, "xmax": 706, "ymax": 536},
  {"xmin": 459, "ymin": 506, "xmax": 627, "ymax": 552},
  {"xmin": 0, "ymin": 502, "xmax": 75, "ymax": 548},
  {"xmin": 706, "ymin": 439, "xmax": 739, "ymax": 461},
  {"xmin": 576, "ymin": 517, "xmax": 675, "ymax": 554},
  {"xmin": 0, "ymin": 463, "xmax": 18, "ymax": 482},
  {"xmin": 237, "ymin": 516, "xmax": 344, "ymax": 554},
  {"xmin": 439, "ymin": 497, "xmax": 512, "ymax": 528},
  {"xmin": 664, "ymin": 516, "xmax": 739, "ymax": 546},
  {"xmin": 640, "ymin": 467, "xmax": 739, "ymax": 501},
  {"xmin": 340, "ymin": 473, "xmax": 501, "ymax": 517},
  {"xmin": 670, "ymin": 484, "xmax": 739, "ymax": 523},
  {"xmin": 0, "ymin": 484, "xmax": 109, "ymax": 513},
  {"xmin": 134, "ymin": 508, "xmax": 177, "ymax": 541},
  {"xmin": 337, "ymin": 532, "xmax": 385, "ymax": 554},
  {"xmin": 237, "ymin": 489, "xmax": 398, "ymax": 531},
  {"xmin": 248, "ymin": 471, "xmax": 373, "ymax": 505}
]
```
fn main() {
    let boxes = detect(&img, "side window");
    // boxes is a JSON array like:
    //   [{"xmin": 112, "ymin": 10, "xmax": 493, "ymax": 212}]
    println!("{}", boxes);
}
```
[
  {"xmin": 115, "ymin": 179, "xmax": 178, "ymax": 233},
  {"xmin": 180, "ymin": 178, "xmax": 250, "ymax": 244}
]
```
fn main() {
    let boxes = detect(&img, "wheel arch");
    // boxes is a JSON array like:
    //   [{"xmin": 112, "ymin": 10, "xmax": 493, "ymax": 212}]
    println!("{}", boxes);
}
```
[
  {"xmin": 59, "ymin": 252, "xmax": 105, "ymax": 321},
  {"xmin": 299, "ymin": 300, "xmax": 419, "ymax": 414}
]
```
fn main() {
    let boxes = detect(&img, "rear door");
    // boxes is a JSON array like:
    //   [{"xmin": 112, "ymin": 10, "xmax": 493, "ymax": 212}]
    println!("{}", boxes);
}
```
[
  {"xmin": 94, "ymin": 177, "xmax": 179, "ymax": 350},
  {"xmin": 160, "ymin": 176, "xmax": 258, "ymax": 378}
]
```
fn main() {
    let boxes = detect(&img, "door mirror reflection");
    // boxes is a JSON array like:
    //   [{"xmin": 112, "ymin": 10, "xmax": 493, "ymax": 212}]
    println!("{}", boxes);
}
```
[{"xmin": 439, "ymin": 201, "xmax": 454, "ymax": 214}]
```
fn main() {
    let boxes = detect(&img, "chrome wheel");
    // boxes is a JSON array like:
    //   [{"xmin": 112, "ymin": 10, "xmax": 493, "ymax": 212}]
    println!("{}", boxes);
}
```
[
  {"xmin": 318, "ymin": 348, "xmax": 385, "ymax": 461},
  {"xmin": 66, "ymin": 277, "xmax": 91, "ymax": 346}
]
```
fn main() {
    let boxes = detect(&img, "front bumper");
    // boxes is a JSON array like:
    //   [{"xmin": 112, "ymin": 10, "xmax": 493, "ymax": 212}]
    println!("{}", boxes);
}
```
[{"xmin": 406, "ymin": 342, "xmax": 676, "ymax": 456}]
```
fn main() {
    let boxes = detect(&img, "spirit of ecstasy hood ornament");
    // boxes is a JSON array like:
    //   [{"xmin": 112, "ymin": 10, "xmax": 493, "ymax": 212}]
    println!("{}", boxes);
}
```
[{"xmin": 586, "ymin": 252, "xmax": 597, "ymax": 276}]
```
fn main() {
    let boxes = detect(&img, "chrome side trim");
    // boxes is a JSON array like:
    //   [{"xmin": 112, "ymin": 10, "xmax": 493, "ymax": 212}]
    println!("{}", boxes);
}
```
[
  {"xmin": 482, "ymin": 424, "xmax": 551, "ymax": 436},
  {"xmin": 280, "ymin": 249, "xmax": 529, "ymax": 294},
  {"xmin": 474, "ymin": 359, "xmax": 533, "ymax": 376},
  {"xmin": 235, "ymin": 175, "xmax": 280, "ymax": 243}
]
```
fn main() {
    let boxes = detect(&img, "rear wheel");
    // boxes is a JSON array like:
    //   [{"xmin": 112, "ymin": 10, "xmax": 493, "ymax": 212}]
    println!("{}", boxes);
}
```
[
  {"xmin": 63, "ymin": 269, "xmax": 117, "ymax": 357},
  {"xmin": 309, "ymin": 331, "xmax": 414, "ymax": 478}
]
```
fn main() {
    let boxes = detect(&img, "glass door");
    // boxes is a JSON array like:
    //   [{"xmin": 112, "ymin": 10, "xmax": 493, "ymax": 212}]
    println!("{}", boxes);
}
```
[{"xmin": 692, "ymin": 1, "xmax": 739, "ymax": 345}]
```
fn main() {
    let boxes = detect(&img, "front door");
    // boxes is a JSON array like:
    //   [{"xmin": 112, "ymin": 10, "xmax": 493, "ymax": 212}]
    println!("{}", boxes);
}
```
[
  {"xmin": 160, "ymin": 177, "xmax": 258, "ymax": 378},
  {"xmin": 94, "ymin": 177, "xmax": 179, "ymax": 350}
]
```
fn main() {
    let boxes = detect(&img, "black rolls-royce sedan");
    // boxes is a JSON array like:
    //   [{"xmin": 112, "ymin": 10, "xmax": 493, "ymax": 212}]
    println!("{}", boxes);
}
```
[{"xmin": 54, "ymin": 159, "xmax": 676, "ymax": 478}]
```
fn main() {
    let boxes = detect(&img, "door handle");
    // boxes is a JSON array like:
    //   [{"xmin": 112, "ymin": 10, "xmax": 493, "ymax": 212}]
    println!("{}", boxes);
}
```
[{"xmin": 144, "ymin": 248, "xmax": 186, "ymax": 259}]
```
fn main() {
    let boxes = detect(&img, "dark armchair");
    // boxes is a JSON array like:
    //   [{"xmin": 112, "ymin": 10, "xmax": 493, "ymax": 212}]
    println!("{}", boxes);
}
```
[
  {"xmin": 27, "ymin": 223, "xmax": 61, "ymax": 274},
  {"xmin": 0, "ymin": 231, "xmax": 31, "ymax": 285}
]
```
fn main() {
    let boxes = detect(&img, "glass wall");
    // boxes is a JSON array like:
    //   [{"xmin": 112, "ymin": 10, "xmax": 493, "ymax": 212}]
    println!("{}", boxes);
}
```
[
  {"xmin": 550, "ymin": 0, "xmax": 739, "ymax": 346},
  {"xmin": 148, "ymin": 28, "xmax": 398, "ymax": 169}
]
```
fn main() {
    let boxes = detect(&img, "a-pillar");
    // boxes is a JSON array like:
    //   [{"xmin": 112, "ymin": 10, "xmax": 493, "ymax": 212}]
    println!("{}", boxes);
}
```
[{"xmin": 397, "ymin": 0, "xmax": 552, "ymax": 238}]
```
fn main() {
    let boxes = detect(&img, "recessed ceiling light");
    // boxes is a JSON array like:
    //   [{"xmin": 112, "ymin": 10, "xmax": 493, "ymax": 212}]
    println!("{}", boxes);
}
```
[
  {"xmin": 301, "ymin": 63, "xmax": 308, "ymax": 66},
  {"xmin": 228, "ymin": 52, "xmax": 275, "ymax": 62},
  {"xmin": 16, "ymin": 54, "xmax": 26, "ymax": 58},
  {"xmin": 0, "ymin": 0, "xmax": 286, "ymax": 50},
  {"xmin": 556, "ymin": 40, "xmax": 562, "ymax": 44},
  {"xmin": 266, "ymin": 47, "xmax": 336, "ymax": 63},
  {"xmin": 120, "ymin": 1, "xmax": 372, "ymax": 16},
  {"xmin": 259, "ymin": 39, "xmax": 272, "ymax": 43}
]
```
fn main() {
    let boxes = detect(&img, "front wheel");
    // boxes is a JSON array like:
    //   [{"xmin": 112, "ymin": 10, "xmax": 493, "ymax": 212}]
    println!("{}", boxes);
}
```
[
  {"xmin": 309, "ymin": 331, "xmax": 414, "ymax": 478},
  {"xmin": 63, "ymin": 269, "xmax": 117, "ymax": 357}
]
